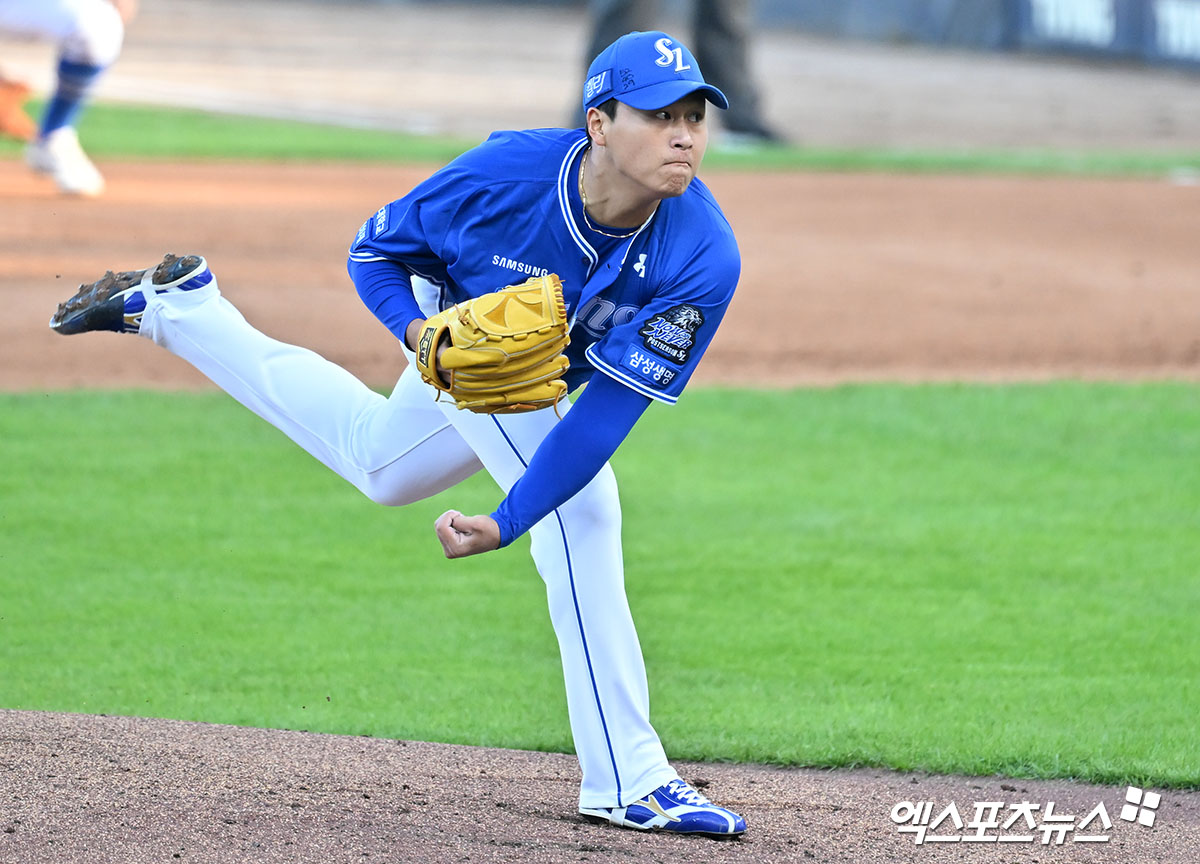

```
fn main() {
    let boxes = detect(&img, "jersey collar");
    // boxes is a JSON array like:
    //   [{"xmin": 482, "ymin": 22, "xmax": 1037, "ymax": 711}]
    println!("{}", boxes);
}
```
[{"xmin": 557, "ymin": 137, "xmax": 657, "ymax": 279}]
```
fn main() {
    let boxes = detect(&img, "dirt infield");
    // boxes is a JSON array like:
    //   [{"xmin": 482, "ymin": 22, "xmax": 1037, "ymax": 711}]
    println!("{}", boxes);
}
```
[
  {"xmin": 3, "ymin": 159, "xmax": 1199, "ymax": 392},
  {"xmin": 2, "ymin": 711, "xmax": 1199, "ymax": 864}
]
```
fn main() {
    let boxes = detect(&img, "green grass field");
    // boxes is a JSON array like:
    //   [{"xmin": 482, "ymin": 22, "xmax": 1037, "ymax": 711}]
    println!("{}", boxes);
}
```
[
  {"xmin": 3, "ymin": 384, "xmax": 1197, "ymax": 788},
  {"xmin": 3, "ymin": 100, "xmax": 1200, "ymax": 177}
]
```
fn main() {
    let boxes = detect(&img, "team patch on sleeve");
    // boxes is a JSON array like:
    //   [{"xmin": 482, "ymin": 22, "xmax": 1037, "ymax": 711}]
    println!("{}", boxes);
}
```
[
  {"xmin": 620, "ymin": 344, "xmax": 679, "ymax": 388},
  {"xmin": 638, "ymin": 304, "xmax": 704, "ymax": 364}
]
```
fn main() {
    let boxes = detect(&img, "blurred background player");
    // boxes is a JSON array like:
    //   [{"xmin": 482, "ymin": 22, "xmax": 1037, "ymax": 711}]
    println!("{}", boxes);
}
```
[
  {"xmin": 573, "ymin": 0, "xmax": 785, "ymax": 145},
  {"xmin": 0, "ymin": 0, "xmax": 137, "ymax": 195}
]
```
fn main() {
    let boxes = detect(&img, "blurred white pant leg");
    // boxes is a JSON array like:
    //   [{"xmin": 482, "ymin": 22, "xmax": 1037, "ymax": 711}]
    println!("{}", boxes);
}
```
[{"xmin": 0, "ymin": 0, "xmax": 124, "ymax": 66}]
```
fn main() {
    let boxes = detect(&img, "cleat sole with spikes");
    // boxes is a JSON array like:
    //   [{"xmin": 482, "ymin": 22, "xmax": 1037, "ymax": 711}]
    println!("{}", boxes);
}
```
[{"xmin": 50, "ymin": 253, "xmax": 209, "ymax": 335}]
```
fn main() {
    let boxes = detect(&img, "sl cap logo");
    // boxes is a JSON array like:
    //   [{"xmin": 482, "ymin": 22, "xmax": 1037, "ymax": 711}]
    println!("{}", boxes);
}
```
[{"xmin": 654, "ymin": 37, "xmax": 691, "ymax": 73}]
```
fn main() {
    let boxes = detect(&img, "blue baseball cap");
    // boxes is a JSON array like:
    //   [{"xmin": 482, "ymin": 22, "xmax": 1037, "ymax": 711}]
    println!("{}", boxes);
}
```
[{"xmin": 582, "ymin": 31, "xmax": 729, "ymax": 112}]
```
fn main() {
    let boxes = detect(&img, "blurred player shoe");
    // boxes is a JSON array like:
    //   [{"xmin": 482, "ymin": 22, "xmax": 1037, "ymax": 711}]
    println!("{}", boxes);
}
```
[
  {"xmin": 580, "ymin": 777, "xmax": 746, "ymax": 838},
  {"xmin": 0, "ymin": 77, "xmax": 36, "ymax": 142},
  {"xmin": 26, "ymin": 126, "xmax": 105, "ymax": 196},
  {"xmin": 50, "ymin": 253, "xmax": 213, "ymax": 335}
]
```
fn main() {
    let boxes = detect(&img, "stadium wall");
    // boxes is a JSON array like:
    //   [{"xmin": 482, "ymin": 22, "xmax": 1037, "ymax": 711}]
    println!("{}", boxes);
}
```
[
  {"xmin": 758, "ymin": 0, "xmax": 1199, "ymax": 68},
  {"xmin": 315, "ymin": 0, "xmax": 1200, "ymax": 69}
]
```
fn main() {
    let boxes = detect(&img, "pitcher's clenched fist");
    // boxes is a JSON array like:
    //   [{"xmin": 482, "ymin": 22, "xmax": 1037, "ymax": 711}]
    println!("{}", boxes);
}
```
[{"xmin": 435, "ymin": 511, "xmax": 501, "ymax": 559}]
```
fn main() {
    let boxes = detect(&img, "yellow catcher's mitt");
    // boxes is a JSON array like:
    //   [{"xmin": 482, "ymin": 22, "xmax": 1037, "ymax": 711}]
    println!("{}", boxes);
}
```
[{"xmin": 414, "ymin": 273, "xmax": 570, "ymax": 413}]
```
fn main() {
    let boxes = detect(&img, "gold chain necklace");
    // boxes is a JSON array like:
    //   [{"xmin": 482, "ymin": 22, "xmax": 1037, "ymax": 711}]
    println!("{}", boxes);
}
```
[{"xmin": 577, "ymin": 148, "xmax": 642, "ymax": 240}]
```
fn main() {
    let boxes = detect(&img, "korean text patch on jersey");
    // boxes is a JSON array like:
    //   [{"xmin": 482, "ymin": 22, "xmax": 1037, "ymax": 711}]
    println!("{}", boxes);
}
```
[{"xmin": 620, "ymin": 344, "xmax": 679, "ymax": 388}]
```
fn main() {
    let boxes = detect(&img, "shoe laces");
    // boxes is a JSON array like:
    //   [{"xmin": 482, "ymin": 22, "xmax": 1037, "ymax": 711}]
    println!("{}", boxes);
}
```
[{"xmin": 665, "ymin": 778, "xmax": 710, "ymax": 806}]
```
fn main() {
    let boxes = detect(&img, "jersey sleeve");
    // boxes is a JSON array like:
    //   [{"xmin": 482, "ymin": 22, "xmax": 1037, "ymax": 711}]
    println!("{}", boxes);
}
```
[
  {"xmin": 347, "ymin": 163, "xmax": 474, "ymax": 287},
  {"xmin": 347, "ymin": 256, "xmax": 424, "ymax": 346},
  {"xmin": 585, "ymin": 235, "xmax": 739, "ymax": 404},
  {"xmin": 347, "ymin": 129, "xmax": 566, "ymax": 288}
]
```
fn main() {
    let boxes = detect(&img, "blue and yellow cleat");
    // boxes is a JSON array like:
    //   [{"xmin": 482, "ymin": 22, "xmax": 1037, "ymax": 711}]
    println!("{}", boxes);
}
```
[
  {"xmin": 49, "ymin": 253, "xmax": 213, "ymax": 335},
  {"xmin": 580, "ymin": 778, "xmax": 747, "ymax": 838}
]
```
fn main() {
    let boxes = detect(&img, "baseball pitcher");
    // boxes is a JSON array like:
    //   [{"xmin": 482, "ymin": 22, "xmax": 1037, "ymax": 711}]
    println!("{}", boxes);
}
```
[{"xmin": 50, "ymin": 30, "xmax": 745, "ymax": 838}]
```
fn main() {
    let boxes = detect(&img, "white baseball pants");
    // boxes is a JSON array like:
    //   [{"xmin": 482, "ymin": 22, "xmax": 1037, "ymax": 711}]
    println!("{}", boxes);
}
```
[
  {"xmin": 137, "ymin": 274, "xmax": 676, "ymax": 809},
  {"xmin": 0, "ymin": 0, "xmax": 124, "ymax": 66}
]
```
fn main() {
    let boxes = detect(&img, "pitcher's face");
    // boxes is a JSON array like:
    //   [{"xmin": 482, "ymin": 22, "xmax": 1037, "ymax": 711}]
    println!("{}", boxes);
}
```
[{"xmin": 601, "ymin": 94, "xmax": 709, "ymax": 200}]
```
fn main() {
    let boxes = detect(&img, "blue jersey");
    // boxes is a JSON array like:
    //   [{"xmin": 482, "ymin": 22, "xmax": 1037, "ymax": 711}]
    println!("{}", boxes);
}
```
[{"xmin": 348, "ymin": 128, "xmax": 740, "ymax": 404}]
